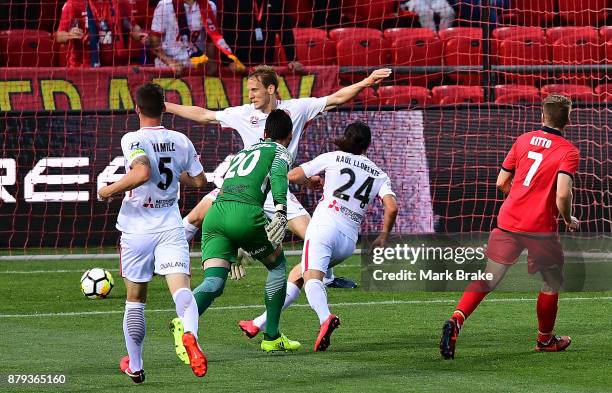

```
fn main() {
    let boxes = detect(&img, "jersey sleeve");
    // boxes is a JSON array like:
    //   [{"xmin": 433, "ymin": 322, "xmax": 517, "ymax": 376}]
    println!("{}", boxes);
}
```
[
  {"xmin": 150, "ymin": 2, "xmax": 165, "ymax": 34},
  {"xmin": 298, "ymin": 96, "xmax": 328, "ymax": 121},
  {"xmin": 300, "ymin": 152, "xmax": 333, "ymax": 178},
  {"xmin": 501, "ymin": 142, "xmax": 517, "ymax": 172},
  {"xmin": 185, "ymin": 138, "xmax": 204, "ymax": 177},
  {"xmin": 269, "ymin": 146, "xmax": 292, "ymax": 207},
  {"xmin": 215, "ymin": 105, "xmax": 246, "ymax": 129},
  {"xmin": 121, "ymin": 133, "xmax": 147, "ymax": 166},
  {"xmin": 558, "ymin": 147, "xmax": 580, "ymax": 179},
  {"xmin": 58, "ymin": 0, "xmax": 74, "ymax": 31},
  {"xmin": 378, "ymin": 175, "xmax": 396, "ymax": 199}
]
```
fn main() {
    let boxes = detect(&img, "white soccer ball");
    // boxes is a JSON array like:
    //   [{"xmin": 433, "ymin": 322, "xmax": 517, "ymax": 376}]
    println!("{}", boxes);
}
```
[{"xmin": 80, "ymin": 268, "xmax": 114, "ymax": 299}]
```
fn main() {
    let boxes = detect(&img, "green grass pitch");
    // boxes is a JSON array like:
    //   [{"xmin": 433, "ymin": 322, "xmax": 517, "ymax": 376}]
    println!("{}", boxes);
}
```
[{"xmin": 1, "ymin": 256, "xmax": 611, "ymax": 393}]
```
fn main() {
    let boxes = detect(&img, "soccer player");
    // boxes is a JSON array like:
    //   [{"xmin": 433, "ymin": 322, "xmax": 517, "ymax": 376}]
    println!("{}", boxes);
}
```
[
  {"xmin": 192, "ymin": 109, "xmax": 302, "ymax": 353},
  {"xmin": 98, "ymin": 83, "xmax": 207, "ymax": 382},
  {"xmin": 165, "ymin": 65, "xmax": 391, "ymax": 287},
  {"xmin": 439, "ymin": 94, "xmax": 581, "ymax": 360},
  {"xmin": 240, "ymin": 122, "xmax": 398, "ymax": 351}
]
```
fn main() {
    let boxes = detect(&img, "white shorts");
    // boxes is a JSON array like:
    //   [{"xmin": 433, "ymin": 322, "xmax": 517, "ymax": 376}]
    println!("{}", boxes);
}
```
[
  {"xmin": 204, "ymin": 187, "xmax": 310, "ymax": 221},
  {"xmin": 301, "ymin": 224, "xmax": 356, "ymax": 274},
  {"xmin": 119, "ymin": 227, "xmax": 191, "ymax": 283}
]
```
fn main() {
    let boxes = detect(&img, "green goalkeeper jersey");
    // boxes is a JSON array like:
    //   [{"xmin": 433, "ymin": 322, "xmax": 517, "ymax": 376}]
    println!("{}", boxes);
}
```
[{"xmin": 216, "ymin": 140, "xmax": 292, "ymax": 208}]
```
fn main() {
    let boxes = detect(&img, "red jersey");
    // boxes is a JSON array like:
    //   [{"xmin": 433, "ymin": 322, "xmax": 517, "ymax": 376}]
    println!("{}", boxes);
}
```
[
  {"xmin": 497, "ymin": 126, "xmax": 580, "ymax": 233},
  {"xmin": 58, "ymin": 0, "xmax": 132, "ymax": 67}
]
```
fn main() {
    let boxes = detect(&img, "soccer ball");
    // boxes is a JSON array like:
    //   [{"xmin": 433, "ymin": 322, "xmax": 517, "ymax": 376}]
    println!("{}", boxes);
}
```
[{"xmin": 80, "ymin": 268, "xmax": 114, "ymax": 299}]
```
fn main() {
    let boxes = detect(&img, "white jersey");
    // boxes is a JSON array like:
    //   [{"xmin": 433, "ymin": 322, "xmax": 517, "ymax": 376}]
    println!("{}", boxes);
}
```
[
  {"xmin": 116, "ymin": 126, "xmax": 204, "ymax": 234},
  {"xmin": 215, "ymin": 96, "xmax": 328, "ymax": 158},
  {"xmin": 301, "ymin": 151, "xmax": 395, "ymax": 241}
]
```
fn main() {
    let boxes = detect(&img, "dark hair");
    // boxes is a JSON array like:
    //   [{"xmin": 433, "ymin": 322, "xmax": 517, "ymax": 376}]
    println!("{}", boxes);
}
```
[
  {"xmin": 264, "ymin": 109, "xmax": 293, "ymax": 141},
  {"xmin": 248, "ymin": 65, "xmax": 279, "ymax": 90},
  {"xmin": 136, "ymin": 83, "xmax": 165, "ymax": 118},
  {"xmin": 334, "ymin": 121, "xmax": 371, "ymax": 154},
  {"xmin": 542, "ymin": 94, "xmax": 572, "ymax": 130}
]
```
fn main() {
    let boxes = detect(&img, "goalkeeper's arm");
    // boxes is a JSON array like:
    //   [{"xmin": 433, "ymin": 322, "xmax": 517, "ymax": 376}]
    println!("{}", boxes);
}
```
[{"xmin": 265, "ymin": 150, "xmax": 290, "ymax": 246}]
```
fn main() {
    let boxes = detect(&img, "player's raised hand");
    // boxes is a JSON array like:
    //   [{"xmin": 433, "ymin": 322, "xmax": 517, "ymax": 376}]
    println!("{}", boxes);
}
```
[
  {"xmin": 364, "ymin": 68, "xmax": 392, "ymax": 87},
  {"xmin": 566, "ymin": 216, "xmax": 580, "ymax": 231}
]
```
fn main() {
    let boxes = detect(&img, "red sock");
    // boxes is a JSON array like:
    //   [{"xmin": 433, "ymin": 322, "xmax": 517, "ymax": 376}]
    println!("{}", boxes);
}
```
[
  {"xmin": 537, "ymin": 292, "xmax": 558, "ymax": 342},
  {"xmin": 453, "ymin": 280, "xmax": 491, "ymax": 326}
]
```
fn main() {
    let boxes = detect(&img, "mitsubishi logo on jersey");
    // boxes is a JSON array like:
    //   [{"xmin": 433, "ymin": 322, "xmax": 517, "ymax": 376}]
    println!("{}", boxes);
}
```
[
  {"xmin": 328, "ymin": 199, "xmax": 340, "ymax": 211},
  {"xmin": 142, "ymin": 197, "xmax": 154, "ymax": 208}
]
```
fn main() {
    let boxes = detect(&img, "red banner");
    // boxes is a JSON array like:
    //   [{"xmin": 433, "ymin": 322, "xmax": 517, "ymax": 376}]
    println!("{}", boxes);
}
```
[{"xmin": 0, "ymin": 66, "xmax": 339, "ymax": 112}]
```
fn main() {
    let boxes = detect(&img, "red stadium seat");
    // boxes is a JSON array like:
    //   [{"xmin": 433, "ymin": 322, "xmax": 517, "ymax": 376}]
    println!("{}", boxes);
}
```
[
  {"xmin": 432, "ymin": 86, "xmax": 484, "ymax": 104},
  {"xmin": 495, "ymin": 92, "xmax": 541, "ymax": 104},
  {"xmin": 292, "ymin": 28, "xmax": 335, "ymax": 65},
  {"xmin": 350, "ymin": 87, "xmax": 382, "ymax": 108},
  {"xmin": 546, "ymin": 27, "xmax": 598, "ymax": 45},
  {"xmin": 606, "ymin": 39, "xmax": 612, "ymax": 62},
  {"xmin": 441, "ymin": 28, "xmax": 483, "ymax": 86},
  {"xmin": 377, "ymin": 86, "xmax": 431, "ymax": 106},
  {"xmin": 594, "ymin": 84, "xmax": 612, "ymax": 101},
  {"xmin": 600, "ymin": 26, "xmax": 612, "ymax": 42},
  {"xmin": 494, "ymin": 84, "xmax": 539, "ymax": 97},
  {"xmin": 498, "ymin": 35, "xmax": 550, "ymax": 84},
  {"xmin": 558, "ymin": 0, "xmax": 607, "ymax": 26},
  {"xmin": 329, "ymin": 27, "xmax": 383, "ymax": 42},
  {"xmin": 0, "ymin": 29, "xmax": 56, "ymax": 67},
  {"xmin": 336, "ymin": 36, "xmax": 389, "ymax": 83},
  {"xmin": 383, "ymin": 28, "xmax": 435, "ymax": 44},
  {"xmin": 341, "ymin": 0, "xmax": 414, "ymax": 28},
  {"xmin": 511, "ymin": 0, "xmax": 556, "ymax": 26},
  {"xmin": 553, "ymin": 35, "xmax": 604, "ymax": 84},
  {"xmin": 491, "ymin": 26, "xmax": 545, "ymax": 64},
  {"xmin": 541, "ymin": 84, "xmax": 596, "ymax": 102},
  {"xmin": 438, "ymin": 27, "xmax": 482, "ymax": 43},
  {"xmin": 391, "ymin": 35, "xmax": 443, "ymax": 86}
]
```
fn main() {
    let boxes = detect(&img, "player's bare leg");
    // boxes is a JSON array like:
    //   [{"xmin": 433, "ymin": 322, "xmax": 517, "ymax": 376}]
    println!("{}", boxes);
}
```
[
  {"xmin": 440, "ymin": 260, "xmax": 510, "ymax": 359},
  {"xmin": 120, "ymin": 279, "xmax": 148, "ymax": 384},
  {"xmin": 165, "ymin": 273, "xmax": 206, "ymax": 377},
  {"xmin": 535, "ymin": 266, "xmax": 571, "ymax": 352},
  {"xmin": 303, "ymin": 269, "xmax": 341, "ymax": 352}
]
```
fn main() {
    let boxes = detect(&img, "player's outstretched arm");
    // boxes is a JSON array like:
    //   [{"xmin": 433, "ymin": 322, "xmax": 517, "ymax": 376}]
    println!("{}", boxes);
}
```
[
  {"xmin": 324, "ymin": 68, "xmax": 392, "ymax": 111},
  {"xmin": 556, "ymin": 173, "xmax": 579, "ymax": 231},
  {"xmin": 179, "ymin": 171, "xmax": 207, "ymax": 188},
  {"xmin": 371, "ymin": 195, "xmax": 398, "ymax": 248},
  {"xmin": 98, "ymin": 157, "xmax": 151, "ymax": 200},
  {"xmin": 288, "ymin": 167, "xmax": 324, "ymax": 189},
  {"xmin": 165, "ymin": 102, "xmax": 218, "ymax": 124},
  {"xmin": 496, "ymin": 169, "xmax": 514, "ymax": 194}
]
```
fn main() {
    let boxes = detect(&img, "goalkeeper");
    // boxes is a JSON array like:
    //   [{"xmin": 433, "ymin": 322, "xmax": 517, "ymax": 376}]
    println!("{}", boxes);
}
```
[{"xmin": 172, "ymin": 109, "xmax": 300, "ymax": 361}]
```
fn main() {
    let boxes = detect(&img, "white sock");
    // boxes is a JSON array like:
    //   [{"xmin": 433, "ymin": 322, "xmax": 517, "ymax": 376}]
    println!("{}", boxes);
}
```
[
  {"xmin": 123, "ymin": 301, "xmax": 146, "ymax": 372},
  {"xmin": 253, "ymin": 281, "xmax": 301, "ymax": 330},
  {"xmin": 183, "ymin": 216, "xmax": 199, "ymax": 242},
  {"xmin": 172, "ymin": 287, "xmax": 199, "ymax": 338},
  {"xmin": 323, "ymin": 268, "xmax": 335, "ymax": 285},
  {"xmin": 304, "ymin": 279, "xmax": 330, "ymax": 325}
]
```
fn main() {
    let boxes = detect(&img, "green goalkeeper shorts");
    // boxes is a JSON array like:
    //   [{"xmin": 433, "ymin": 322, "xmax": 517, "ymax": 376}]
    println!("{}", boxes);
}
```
[{"xmin": 201, "ymin": 201, "xmax": 276, "ymax": 264}]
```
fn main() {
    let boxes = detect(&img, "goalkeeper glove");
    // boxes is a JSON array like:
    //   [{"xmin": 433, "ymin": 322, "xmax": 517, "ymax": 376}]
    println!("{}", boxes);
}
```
[
  {"xmin": 230, "ymin": 248, "xmax": 254, "ymax": 280},
  {"xmin": 265, "ymin": 204, "xmax": 287, "ymax": 248}
]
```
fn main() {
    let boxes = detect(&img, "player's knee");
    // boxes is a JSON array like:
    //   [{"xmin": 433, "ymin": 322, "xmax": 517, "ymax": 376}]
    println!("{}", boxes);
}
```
[
  {"xmin": 201, "ymin": 276, "xmax": 226, "ymax": 298},
  {"xmin": 172, "ymin": 287, "xmax": 194, "ymax": 307}
]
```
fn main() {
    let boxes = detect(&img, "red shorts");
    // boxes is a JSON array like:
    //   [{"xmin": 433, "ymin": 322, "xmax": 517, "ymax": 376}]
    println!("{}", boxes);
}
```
[{"xmin": 485, "ymin": 228, "xmax": 564, "ymax": 274}]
